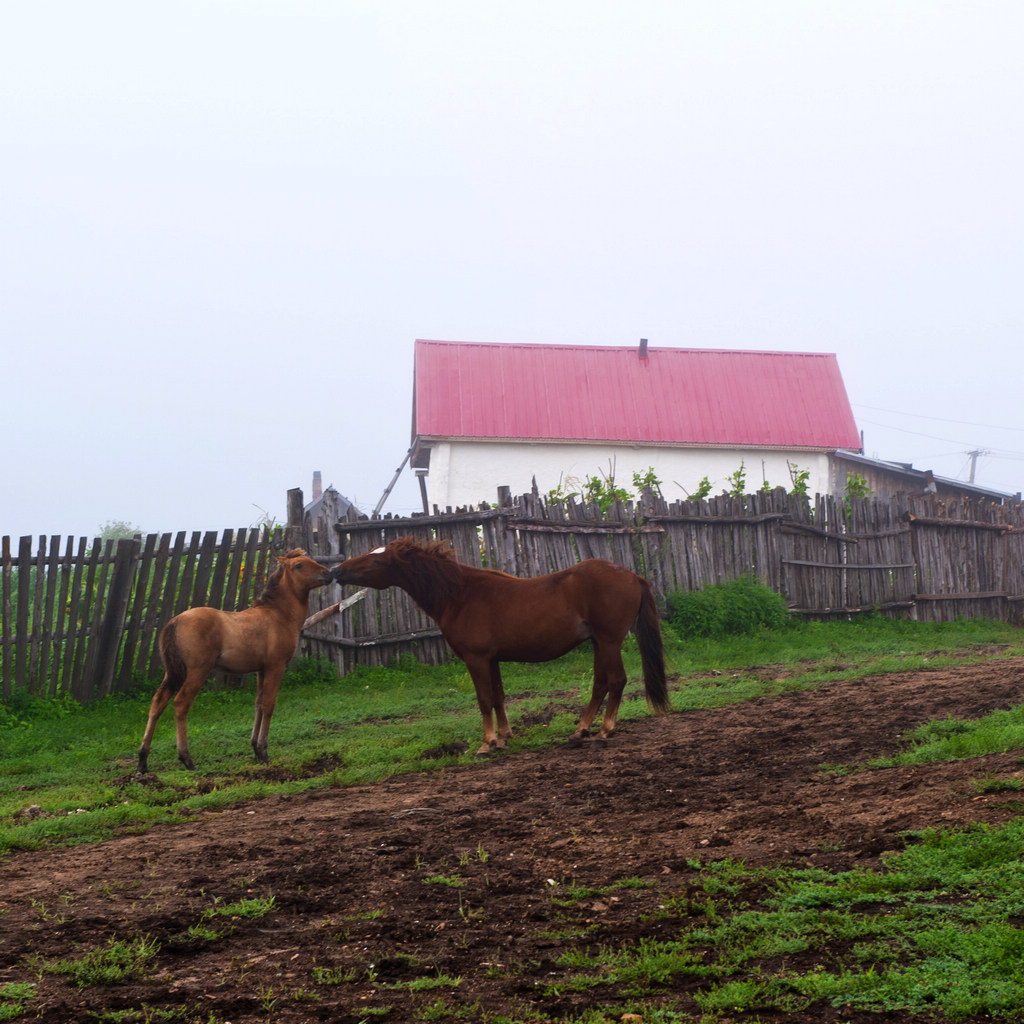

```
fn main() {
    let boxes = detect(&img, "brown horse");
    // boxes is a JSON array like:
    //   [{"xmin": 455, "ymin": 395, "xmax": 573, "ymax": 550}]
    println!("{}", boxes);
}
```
[
  {"xmin": 137, "ymin": 548, "xmax": 332, "ymax": 772},
  {"xmin": 332, "ymin": 537, "xmax": 670, "ymax": 755}
]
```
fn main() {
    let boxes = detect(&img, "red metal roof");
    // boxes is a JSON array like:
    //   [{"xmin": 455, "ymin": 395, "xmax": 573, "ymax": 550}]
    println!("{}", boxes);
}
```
[{"xmin": 413, "ymin": 340, "xmax": 862, "ymax": 450}]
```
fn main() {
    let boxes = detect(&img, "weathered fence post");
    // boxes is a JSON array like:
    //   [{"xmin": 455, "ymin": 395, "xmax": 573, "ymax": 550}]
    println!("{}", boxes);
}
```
[{"xmin": 285, "ymin": 488, "xmax": 305, "ymax": 551}]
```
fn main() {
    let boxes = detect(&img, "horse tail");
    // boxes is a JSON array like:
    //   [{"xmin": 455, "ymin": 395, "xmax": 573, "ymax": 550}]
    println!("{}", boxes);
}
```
[
  {"xmin": 158, "ymin": 619, "xmax": 189, "ymax": 695},
  {"xmin": 636, "ymin": 579, "xmax": 670, "ymax": 714}
]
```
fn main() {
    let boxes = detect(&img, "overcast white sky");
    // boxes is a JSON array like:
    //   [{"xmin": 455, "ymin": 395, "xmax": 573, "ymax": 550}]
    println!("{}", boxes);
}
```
[{"xmin": 3, "ymin": 2, "xmax": 1022, "ymax": 540}]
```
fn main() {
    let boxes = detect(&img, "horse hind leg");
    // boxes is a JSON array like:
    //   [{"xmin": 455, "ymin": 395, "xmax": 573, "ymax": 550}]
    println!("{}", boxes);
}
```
[
  {"xmin": 137, "ymin": 678, "xmax": 175, "ymax": 773},
  {"xmin": 593, "ymin": 644, "xmax": 629, "ymax": 746},
  {"xmin": 567, "ymin": 642, "xmax": 608, "ymax": 747},
  {"xmin": 171, "ymin": 669, "xmax": 210, "ymax": 770},
  {"xmin": 568, "ymin": 642, "xmax": 625, "ymax": 749},
  {"xmin": 491, "ymin": 662, "xmax": 512, "ymax": 751}
]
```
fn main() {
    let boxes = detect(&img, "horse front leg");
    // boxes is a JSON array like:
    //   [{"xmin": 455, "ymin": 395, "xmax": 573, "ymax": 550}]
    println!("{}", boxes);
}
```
[{"xmin": 251, "ymin": 668, "xmax": 283, "ymax": 764}]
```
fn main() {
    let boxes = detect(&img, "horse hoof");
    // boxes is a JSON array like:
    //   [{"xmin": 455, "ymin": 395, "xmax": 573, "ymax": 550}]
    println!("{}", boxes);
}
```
[
  {"xmin": 590, "ymin": 737, "xmax": 608, "ymax": 750},
  {"xmin": 475, "ymin": 742, "xmax": 497, "ymax": 757},
  {"xmin": 565, "ymin": 735, "xmax": 584, "ymax": 749}
]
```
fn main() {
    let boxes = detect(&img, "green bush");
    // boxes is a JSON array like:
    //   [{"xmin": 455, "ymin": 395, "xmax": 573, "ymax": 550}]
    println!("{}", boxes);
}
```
[
  {"xmin": 282, "ymin": 655, "xmax": 341, "ymax": 688},
  {"xmin": 666, "ymin": 575, "xmax": 789, "ymax": 639}
]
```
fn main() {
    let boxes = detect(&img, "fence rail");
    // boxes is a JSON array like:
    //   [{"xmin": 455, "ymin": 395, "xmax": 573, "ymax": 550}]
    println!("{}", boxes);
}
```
[{"xmin": 3, "ymin": 488, "xmax": 1023, "ymax": 705}]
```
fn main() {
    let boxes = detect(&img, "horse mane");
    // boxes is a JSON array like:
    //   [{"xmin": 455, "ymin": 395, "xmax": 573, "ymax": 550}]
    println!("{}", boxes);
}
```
[
  {"xmin": 388, "ymin": 537, "xmax": 465, "ymax": 618},
  {"xmin": 253, "ymin": 548, "xmax": 309, "ymax": 607}
]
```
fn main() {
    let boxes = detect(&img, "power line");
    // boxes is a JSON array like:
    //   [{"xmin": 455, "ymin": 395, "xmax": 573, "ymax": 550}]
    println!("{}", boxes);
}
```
[
  {"xmin": 855, "ymin": 404, "xmax": 1024, "ymax": 434},
  {"xmin": 858, "ymin": 418, "xmax": 1024, "ymax": 460}
]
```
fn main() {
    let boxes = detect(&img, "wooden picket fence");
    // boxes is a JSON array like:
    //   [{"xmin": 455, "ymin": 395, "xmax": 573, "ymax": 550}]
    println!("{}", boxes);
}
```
[
  {"xmin": 299, "ymin": 487, "xmax": 1024, "ymax": 675},
  {"xmin": 1, "ymin": 528, "xmax": 276, "ymax": 703},
  {"xmin": 2, "ymin": 488, "xmax": 1023, "ymax": 704}
]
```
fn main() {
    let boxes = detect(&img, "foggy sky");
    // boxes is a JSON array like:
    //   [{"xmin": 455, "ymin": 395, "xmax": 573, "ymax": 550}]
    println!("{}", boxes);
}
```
[{"xmin": 3, "ymin": 2, "xmax": 1022, "ymax": 539}]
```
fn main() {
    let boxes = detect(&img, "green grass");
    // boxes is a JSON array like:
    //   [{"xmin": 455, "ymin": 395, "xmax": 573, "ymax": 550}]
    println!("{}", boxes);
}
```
[
  {"xmin": 201, "ymin": 895, "xmax": 276, "ymax": 921},
  {"xmin": 29, "ymin": 936, "xmax": 159, "ymax": 988},
  {"xmin": 873, "ymin": 704, "xmax": 1024, "ymax": 767},
  {"xmin": 1, "ymin": 617, "xmax": 1022, "ymax": 858},
  {"xmin": 0, "ymin": 984, "xmax": 37, "ymax": 1022},
  {"xmin": 4, "ymin": 615, "xmax": 1024, "ymax": 1021},
  {"xmin": 541, "ymin": 820, "xmax": 1024, "ymax": 1019}
]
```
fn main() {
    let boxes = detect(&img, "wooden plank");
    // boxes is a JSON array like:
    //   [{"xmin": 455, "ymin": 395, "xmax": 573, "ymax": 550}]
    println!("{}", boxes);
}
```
[
  {"xmin": 148, "ymin": 532, "xmax": 186, "ymax": 680},
  {"xmin": 49, "ymin": 537, "xmax": 76, "ymax": 696},
  {"xmin": 138, "ymin": 534, "xmax": 172, "ymax": 683},
  {"xmin": 510, "ymin": 519, "xmax": 664, "ymax": 536},
  {"xmin": 82, "ymin": 539, "xmax": 118, "ymax": 701},
  {"xmin": 15, "ymin": 537, "xmax": 32, "ymax": 692},
  {"xmin": 117, "ymin": 532, "xmax": 158, "ymax": 691},
  {"xmin": 207, "ymin": 530, "xmax": 235, "ymax": 609},
  {"xmin": 315, "ymin": 626, "xmax": 446, "ymax": 648},
  {"xmin": 1, "ymin": 537, "xmax": 12, "ymax": 699},
  {"xmin": 783, "ymin": 559, "xmax": 915, "ymax": 570},
  {"xmin": 94, "ymin": 539, "xmax": 139, "ymax": 698},
  {"xmin": 70, "ymin": 539, "xmax": 104, "ymax": 702},
  {"xmin": 252, "ymin": 533, "xmax": 271, "ymax": 603},
  {"xmin": 909, "ymin": 514, "xmax": 1015, "ymax": 533},
  {"xmin": 175, "ymin": 532, "xmax": 202, "ymax": 614},
  {"xmin": 38, "ymin": 536, "xmax": 62, "ymax": 694},
  {"xmin": 189, "ymin": 531, "xmax": 219, "ymax": 607},
  {"xmin": 236, "ymin": 529, "xmax": 262, "ymax": 609},
  {"xmin": 28, "ymin": 538, "xmax": 47, "ymax": 692},
  {"xmin": 788, "ymin": 600, "xmax": 916, "ymax": 615}
]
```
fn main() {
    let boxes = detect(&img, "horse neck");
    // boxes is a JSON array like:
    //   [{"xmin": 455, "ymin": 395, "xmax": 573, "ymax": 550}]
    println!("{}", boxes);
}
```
[
  {"xmin": 392, "ymin": 557, "xmax": 463, "ymax": 621},
  {"xmin": 261, "ymin": 579, "xmax": 313, "ymax": 626}
]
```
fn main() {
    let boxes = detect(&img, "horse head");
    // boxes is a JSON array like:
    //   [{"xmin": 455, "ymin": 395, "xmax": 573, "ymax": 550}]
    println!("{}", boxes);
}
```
[
  {"xmin": 332, "ymin": 539, "xmax": 407, "ymax": 588},
  {"xmin": 332, "ymin": 537, "xmax": 461, "ymax": 615},
  {"xmin": 257, "ymin": 549, "xmax": 333, "ymax": 605}
]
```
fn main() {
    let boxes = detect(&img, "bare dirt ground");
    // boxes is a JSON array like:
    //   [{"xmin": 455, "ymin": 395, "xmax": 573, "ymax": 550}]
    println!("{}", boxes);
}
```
[{"xmin": 2, "ymin": 656, "xmax": 1024, "ymax": 1023}]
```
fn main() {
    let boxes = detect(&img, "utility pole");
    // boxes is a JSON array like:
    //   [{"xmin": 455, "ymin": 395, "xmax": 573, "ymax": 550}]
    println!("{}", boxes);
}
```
[{"xmin": 966, "ymin": 449, "xmax": 989, "ymax": 483}]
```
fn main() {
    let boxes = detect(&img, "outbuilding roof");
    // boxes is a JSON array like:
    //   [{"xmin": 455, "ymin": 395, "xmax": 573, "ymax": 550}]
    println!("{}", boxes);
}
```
[{"xmin": 413, "ymin": 339, "xmax": 861, "ymax": 451}]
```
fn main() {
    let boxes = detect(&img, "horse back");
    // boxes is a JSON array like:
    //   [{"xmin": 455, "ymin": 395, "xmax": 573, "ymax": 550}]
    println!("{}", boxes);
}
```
[
  {"xmin": 162, "ymin": 604, "xmax": 294, "ymax": 677},
  {"xmin": 442, "ymin": 559, "xmax": 644, "ymax": 661}
]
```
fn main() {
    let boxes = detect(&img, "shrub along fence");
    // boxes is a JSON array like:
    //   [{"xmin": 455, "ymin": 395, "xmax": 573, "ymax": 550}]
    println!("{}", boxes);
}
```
[{"xmin": 2, "ymin": 487, "xmax": 1023, "ymax": 704}]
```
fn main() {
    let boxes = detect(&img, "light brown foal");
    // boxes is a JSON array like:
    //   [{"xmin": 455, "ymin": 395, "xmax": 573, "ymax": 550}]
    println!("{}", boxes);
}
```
[{"xmin": 137, "ymin": 549, "xmax": 332, "ymax": 771}]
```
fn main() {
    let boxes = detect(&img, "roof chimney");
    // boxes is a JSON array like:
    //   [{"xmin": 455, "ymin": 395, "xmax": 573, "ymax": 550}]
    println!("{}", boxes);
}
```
[
  {"xmin": 312, "ymin": 470, "xmax": 323, "ymax": 501},
  {"xmin": 638, "ymin": 338, "xmax": 648, "ymax": 358}
]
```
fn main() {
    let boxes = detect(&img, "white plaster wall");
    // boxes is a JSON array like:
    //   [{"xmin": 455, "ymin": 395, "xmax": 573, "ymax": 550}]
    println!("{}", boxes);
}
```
[{"xmin": 423, "ymin": 441, "xmax": 833, "ymax": 510}]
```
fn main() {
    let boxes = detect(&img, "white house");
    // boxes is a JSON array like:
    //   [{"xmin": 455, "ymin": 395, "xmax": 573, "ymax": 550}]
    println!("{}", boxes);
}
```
[{"xmin": 410, "ymin": 339, "xmax": 864, "ymax": 510}]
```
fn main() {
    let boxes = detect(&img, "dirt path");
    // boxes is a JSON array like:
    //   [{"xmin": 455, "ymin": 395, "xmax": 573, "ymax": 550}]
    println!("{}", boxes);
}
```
[{"xmin": 2, "ymin": 658, "xmax": 1023, "ymax": 1022}]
